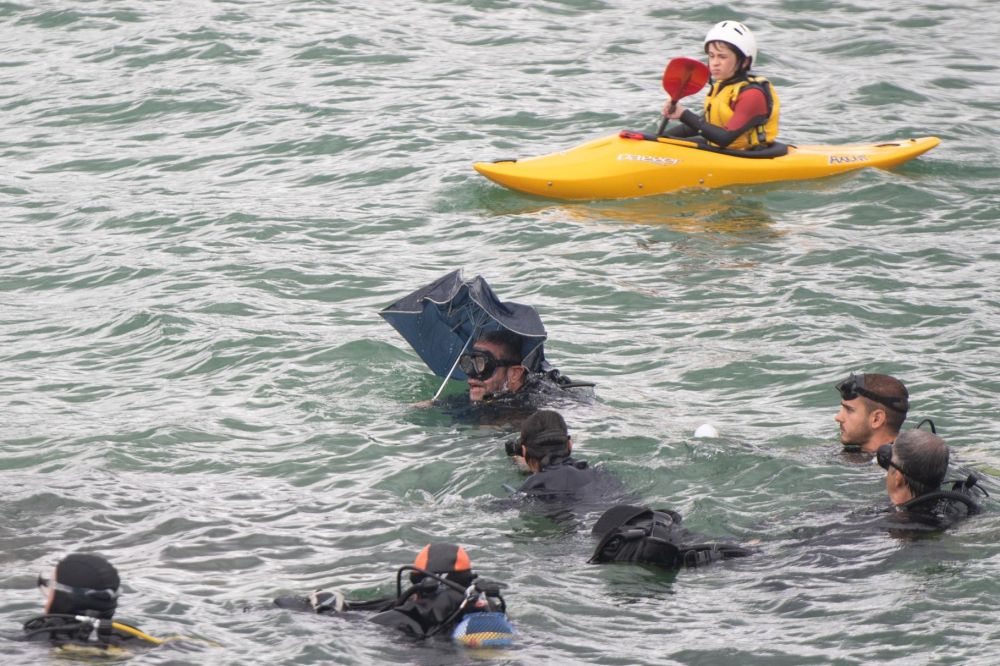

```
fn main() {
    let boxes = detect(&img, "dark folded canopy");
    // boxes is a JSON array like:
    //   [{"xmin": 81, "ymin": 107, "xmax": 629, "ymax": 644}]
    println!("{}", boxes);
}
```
[{"xmin": 379, "ymin": 269, "xmax": 547, "ymax": 379}]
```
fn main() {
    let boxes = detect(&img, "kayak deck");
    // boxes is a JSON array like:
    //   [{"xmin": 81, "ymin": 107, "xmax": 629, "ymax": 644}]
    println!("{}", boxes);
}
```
[{"xmin": 473, "ymin": 133, "xmax": 940, "ymax": 200}]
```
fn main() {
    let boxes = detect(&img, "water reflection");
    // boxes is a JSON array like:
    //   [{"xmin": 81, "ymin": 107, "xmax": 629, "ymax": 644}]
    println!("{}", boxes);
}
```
[
  {"xmin": 550, "ymin": 194, "xmax": 778, "ymax": 236},
  {"xmin": 471, "ymin": 185, "xmax": 782, "ymax": 238}
]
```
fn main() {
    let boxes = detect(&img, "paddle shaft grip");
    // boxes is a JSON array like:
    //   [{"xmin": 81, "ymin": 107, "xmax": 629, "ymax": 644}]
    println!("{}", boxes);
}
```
[{"xmin": 657, "ymin": 101, "xmax": 677, "ymax": 136}]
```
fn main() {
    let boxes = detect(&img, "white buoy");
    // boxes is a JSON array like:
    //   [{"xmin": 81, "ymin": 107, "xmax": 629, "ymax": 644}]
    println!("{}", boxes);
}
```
[{"xmin": 694, "ymin": 423, "xmax": 719, "ymax": 439}]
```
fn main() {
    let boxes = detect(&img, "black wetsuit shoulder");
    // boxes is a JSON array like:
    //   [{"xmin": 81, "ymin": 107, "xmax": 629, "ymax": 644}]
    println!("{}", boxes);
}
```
[
  {"xmin": 518, "ymin": 457, "xmax": 601, "ymax": 497},
  {"xmin": 513, "ymin": 371, "xmax": 594, "ymax": 406}
]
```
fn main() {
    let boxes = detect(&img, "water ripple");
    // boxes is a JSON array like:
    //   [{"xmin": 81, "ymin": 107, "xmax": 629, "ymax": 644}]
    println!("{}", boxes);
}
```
[{"xmin": 2, "ymin": 1, "xmax": 1000, "ymax": 664}]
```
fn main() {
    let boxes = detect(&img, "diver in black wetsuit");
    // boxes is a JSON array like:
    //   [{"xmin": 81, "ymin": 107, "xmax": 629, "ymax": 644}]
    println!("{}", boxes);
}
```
[
  {"xmin": 19, "ymin": 553, "xmax": 161, "ymax": 653},
  {"xmin": 460, "ymin": 330, "xmax": 592, "ymax": 407},
  {"xmin": 878, "ymin": 429, "xmax": 984, "ymax": 530},
  {"xmin": 507, "ymin": 409, "xmax": 625, "ymax": 503},
  {"xmin": 274, "ymin": 543, "xmax": 513, "ymax": 645}
]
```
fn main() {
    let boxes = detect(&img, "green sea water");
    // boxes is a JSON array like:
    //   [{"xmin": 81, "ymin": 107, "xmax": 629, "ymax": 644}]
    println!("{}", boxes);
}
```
[{"xmin": 2, "ymin": 1, "xmax": 999, "ymax": 664}]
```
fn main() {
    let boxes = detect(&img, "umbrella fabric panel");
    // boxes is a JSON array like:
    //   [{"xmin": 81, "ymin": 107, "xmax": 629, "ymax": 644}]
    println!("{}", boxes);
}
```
[{"xmin": 379, "ymin": 270, "xmax": 548, "ymax": 379}]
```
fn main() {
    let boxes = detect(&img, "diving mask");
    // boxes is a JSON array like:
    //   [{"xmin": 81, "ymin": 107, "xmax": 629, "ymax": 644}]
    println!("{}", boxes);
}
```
[
  {"xmin": 876, "ymin": 443, "xmax": 904, "ymax": 475},
  {"xmin": 876, "ymin": 442, "xmax": 936, "ymax": 490},
  {"xmin": 459, "ymin": 349, "xmax": 517, "ymax": 380},
  {"xmin": 37, "ymin": 574, "xmax": 119, "ymax": 601}
]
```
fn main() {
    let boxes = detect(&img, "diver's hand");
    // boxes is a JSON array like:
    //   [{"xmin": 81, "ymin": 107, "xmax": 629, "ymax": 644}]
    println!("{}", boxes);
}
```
[
  {"xmin": 410, "ymin": 399, "xmax": 435, "ymax": 409},
  {"xmin": 511, "ymin": 455, "xmax": 530, "ymax": 472},
  {"xmin": 309, "ymin": 589, "xmax": 346, "ymax": 613}
]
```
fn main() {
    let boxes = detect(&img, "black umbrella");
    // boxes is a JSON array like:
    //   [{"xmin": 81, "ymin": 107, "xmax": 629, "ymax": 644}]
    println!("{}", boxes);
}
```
[{"xmin": 379, "ymin": 270, "xmax": 547, "ymax": 399}]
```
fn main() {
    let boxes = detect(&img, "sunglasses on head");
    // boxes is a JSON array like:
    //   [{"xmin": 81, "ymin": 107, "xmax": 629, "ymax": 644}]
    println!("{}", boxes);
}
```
[
  {"xmin": 835, "ymin": 373, "xmax": 907, "ymax": 413},
  {"xmin": 459, "ymin": 349, "xmax": 517, "ymax": 380}
]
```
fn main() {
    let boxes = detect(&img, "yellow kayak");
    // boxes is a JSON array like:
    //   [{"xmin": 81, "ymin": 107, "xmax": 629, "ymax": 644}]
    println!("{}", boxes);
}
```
[{"xmin": 473, "ymin": 132, "xmax": 940, "ymax": 200}]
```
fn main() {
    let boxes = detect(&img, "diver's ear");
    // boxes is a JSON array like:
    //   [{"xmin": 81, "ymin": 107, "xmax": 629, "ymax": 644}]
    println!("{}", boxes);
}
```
[
  {"xmin": 886, "ymin": 466, "xmax": 907, "ymax": 494},
  {"xmin": 869, "ymin": 407, "xmax": 887, "ymax": 430},
  {"xmin": 566, "ymin": 437, "xmax": 573, "ymax": 453},
  {"xmin": 508, "ymin": 364, "xmax": 526, "ymax": 388}
]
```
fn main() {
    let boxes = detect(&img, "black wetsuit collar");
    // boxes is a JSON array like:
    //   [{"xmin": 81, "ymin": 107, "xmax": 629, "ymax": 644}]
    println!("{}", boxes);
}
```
[{"xmin": 537, "ymin": 455, "xmax": 582, "ymax": 472}]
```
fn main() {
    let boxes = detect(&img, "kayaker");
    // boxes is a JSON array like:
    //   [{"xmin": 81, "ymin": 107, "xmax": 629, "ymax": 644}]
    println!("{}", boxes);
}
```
[
  {"xmin": 662, "ymin": 20, "xmax": 780, "ymax": 150},
  {"xmin": 19, "ymin": 553, "xmax": 162, "ymax": 653},
  {"xmin": 878, "ymin": 430, "xmax": 983, "ymax": 530},
  {"xmin": 834, "ymin": 372, "xmax": 909, "ymax": 454},
  {"xmin": 504, "ymin": 409, "xmax": 629, "ymax": 508},
  {"xmin": 273, "ymin": 543, "xmax": 514, "ymax": 644}
]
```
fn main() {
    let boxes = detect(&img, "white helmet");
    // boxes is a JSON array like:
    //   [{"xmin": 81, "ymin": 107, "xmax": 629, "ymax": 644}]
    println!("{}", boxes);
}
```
[{"xmin": 704, "ymin": 20, "xmax": 757, "ymax": 68}]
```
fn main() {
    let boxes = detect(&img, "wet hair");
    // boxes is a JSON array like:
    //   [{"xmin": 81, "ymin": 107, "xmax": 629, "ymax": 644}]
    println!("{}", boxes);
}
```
[
  {"xmin": 894, "ymin": 430, "xmax": 948, "ymax": 497},
  {"xmin": 520, "ymin": 410, "xmax": 571, "ymax": 467},
  {"xmin": 477, "ymin": 329, "xmax": 523, "ymax": 363},
  {"xmin": 48, "ymin": 553, "xmax": 120, "ymax": 619},
  {"xmin": 858, "ymin": 374, "xmax": 909, "ymax": 432}
]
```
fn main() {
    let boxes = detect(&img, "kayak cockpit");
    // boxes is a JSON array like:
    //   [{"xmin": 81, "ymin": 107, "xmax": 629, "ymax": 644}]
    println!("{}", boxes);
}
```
[{"xmin": 619, "ymin": 130, "xmax": 790, "ymax": 159}]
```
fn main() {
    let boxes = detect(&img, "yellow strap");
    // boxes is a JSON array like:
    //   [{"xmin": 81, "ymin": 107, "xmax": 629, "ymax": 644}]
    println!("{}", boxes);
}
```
[
  {"xmin": 112, "ymin": 622, "xmax": 222, "ymax": 648},
  {"xmin": 112, "ymin": 622, "xmax": 164, "ymax": 645}
]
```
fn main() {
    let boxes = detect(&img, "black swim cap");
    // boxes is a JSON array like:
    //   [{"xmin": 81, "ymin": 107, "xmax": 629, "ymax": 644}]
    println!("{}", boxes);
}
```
[
  {"xmin": 47, "ymin": 553, "xmax": 120, "ymax": 617},
  {"xmin": 520, "ymin": 410, "xmax": 570, "ymax": 453}
]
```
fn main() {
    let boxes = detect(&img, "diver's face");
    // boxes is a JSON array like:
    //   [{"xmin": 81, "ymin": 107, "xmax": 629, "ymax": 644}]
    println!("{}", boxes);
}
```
[
  {"xmin": 884, "ymin": 453, "xmax": 913, "ymax": 504},
  {"xmin": 835, "ymin": 397, "xmax": 875, "ymax": 449},
  {"xmin": 467, "ymin": 341, "xmax": 513, "ymax": 402}
]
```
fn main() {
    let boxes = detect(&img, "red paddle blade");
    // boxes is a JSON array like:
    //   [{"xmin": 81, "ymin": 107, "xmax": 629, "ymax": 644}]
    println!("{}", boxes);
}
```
[{"xmin": 661, "ymin": 57, "xmax": 710, "ymax": 100}]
